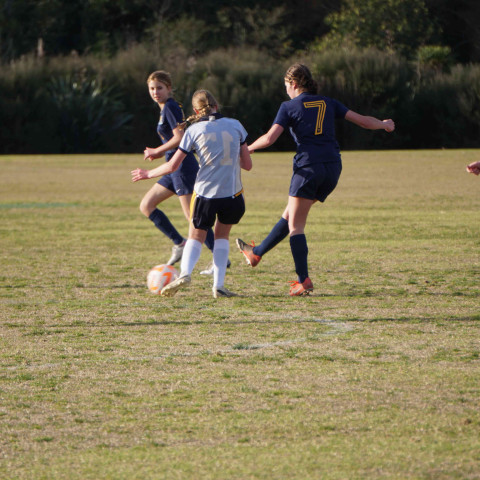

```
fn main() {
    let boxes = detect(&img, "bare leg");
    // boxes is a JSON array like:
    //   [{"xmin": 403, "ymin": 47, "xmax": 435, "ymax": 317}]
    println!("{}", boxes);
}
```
[{"xmin": 139, "ymin": 183, "xmax": 175, "ymax": 217}]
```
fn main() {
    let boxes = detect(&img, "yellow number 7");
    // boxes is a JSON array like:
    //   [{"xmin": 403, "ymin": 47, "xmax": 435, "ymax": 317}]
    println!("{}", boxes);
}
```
[{"xmin": 303, "ymin": 100, "xmax": 326, "ymax": 135}]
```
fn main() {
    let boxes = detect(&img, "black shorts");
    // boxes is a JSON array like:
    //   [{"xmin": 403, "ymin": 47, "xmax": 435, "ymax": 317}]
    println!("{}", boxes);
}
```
[
  {"xmin": 289, "ymin": 162, "xmax": 342, "ymax": 202},
  {"xmin": 191, "ymin": 193, "xmax": 246, "ymax": 231}
]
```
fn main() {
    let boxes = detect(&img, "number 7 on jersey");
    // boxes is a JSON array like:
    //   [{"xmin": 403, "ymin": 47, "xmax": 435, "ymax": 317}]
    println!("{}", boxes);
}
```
[{"xmin": 303, "ymin": 100, "xmax": 326, "ymax": 135}]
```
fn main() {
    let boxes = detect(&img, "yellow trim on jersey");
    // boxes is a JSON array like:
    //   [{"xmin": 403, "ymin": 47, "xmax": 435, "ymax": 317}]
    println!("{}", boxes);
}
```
[
  {"xmin": 233, "ymin": 188, "xmax": 244, "ymax": 198},
  {"xmin": 304, "ymin": 100, "xmax": 326, "ymax": 135}
]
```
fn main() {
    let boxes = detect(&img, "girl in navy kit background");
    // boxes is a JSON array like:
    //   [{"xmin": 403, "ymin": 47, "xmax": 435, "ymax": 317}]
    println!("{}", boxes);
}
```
[
  {"xmin": 236, "ymin": 63, "xmax": 395, "ymax": 296},
  {"xmin": 139, "ymin": 70, "xmax": 216, "ymax": 266}
]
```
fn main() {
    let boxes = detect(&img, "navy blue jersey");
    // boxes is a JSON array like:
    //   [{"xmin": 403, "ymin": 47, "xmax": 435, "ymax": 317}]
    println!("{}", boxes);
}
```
[
  {"xmin": 157, "ymin": 97, "xmax": 198, "ymax": 175},
  {"xmin": 273, "ymin": 92, "xmax": 349, "ymax": 166}
]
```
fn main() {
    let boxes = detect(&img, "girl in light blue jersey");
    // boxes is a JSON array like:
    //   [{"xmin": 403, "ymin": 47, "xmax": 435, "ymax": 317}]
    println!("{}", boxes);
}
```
[
  {"xmin": 236, "ymin": 63, "xmax": 395, "ymax": 296},
  {"xmin": 132, "ymin": 90, "xmax": 252, "ymax": 298}
]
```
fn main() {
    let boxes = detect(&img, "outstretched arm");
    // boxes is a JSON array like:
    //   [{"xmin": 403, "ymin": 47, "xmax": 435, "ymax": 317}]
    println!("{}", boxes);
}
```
[
  {"xmin": 345, "ymin": 111, "xmax": 395, "ymax": 132},
  {"xmin": 131, "ymin": 149, "xmax": 187, "ymax": 182},
  {"xmin": 248, "ymin": 124, "xmax": 284, "ymax": 153}
]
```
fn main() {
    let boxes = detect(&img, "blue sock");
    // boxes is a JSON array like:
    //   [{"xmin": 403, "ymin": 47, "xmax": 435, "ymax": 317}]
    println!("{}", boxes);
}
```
[
  {"xmin": 204, "ymin": 228, "xmax": 215, "ymax": 252},
  {"xmin": 289, "ymin": 234, "xmax": 308, "ymax": 283},
  {"xmin": 254, "ymin": 217, "xmax": 289, "ymax": 257},
  {"xmin": 148, "ymin": 209, "xmax": 184, "ymax": 245}
]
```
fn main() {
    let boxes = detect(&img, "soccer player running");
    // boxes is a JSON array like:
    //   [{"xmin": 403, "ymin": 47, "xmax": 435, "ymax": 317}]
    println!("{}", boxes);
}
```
[
  {"xmin": 132, "ymin": 90, "xmax": 252, "ymax": 298},
  {"xmin": 138, "ymin": 71, "xmax": 219, "ymax": 271},
  {"xmin": 236, "ymin": 63, "xmax": 395, "ymax": 296}
]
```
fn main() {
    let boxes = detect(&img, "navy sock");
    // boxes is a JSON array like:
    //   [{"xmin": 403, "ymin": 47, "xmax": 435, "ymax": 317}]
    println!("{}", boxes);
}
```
[
  {"xmin": 148, "ymin": 209, "xmax": 184, "ymax": 245},
  {"xmin": 254, "ymin": 217, "xmax": 289, "ymax": 257},
  {"xmin": 204, "ymin": 228, "xmax": 215, "ymax": 252},
  {"xmin": 289, "ymin": 234, "xmax": 308, "ymax": 283}
]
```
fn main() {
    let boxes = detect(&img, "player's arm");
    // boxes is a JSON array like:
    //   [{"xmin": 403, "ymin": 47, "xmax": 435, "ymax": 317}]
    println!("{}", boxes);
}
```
[
  {"xmin": 131, "ymin": 149, "xmax": 186, "ymax": 182},
  {"xmin": 239, "ymin": 142, "xmax": 252, "ymax": 171},
  {"xmin": 466, "ymin": 161, "xmax": 480, "ymax": 175},
  {"xmin": 248, "ymin": 124, "xmax": 284, "ymax": 153},
  {"xmin": 345, "ymin": 110, "xmax": 395, "ymax": 132},
  {"xmin": 144, "ymin": 127, "xmax": 184, "ymax": 161}
]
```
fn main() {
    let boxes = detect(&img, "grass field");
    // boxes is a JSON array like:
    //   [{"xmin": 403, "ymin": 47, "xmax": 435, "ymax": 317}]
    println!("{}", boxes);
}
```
[{"xmin": 1, "ymin": 150, "xmax": 479, "ymax": 479}]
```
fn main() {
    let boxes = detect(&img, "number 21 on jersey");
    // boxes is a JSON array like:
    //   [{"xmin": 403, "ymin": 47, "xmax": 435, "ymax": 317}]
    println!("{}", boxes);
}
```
[{"xmin": 197, "ymin": 131, "xmax": 234, "ymax": 166}]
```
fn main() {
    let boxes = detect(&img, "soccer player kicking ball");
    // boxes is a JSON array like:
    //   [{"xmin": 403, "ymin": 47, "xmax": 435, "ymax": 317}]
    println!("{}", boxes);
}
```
[
  {"xmin": 132, "ymin": 90, "xmax": 252, "ymax": 298},
  {"xmin": 236, "ymin": 63, "xmax": 395, "ymax": 296}
]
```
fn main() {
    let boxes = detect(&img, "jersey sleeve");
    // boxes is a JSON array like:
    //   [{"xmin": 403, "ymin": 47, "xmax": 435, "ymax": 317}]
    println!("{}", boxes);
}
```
[
  {"xmin": 179, "ymin": 127, "xmax": 194, "ymax": 154},
  {"xmin": 271, "ymin": 102, "xmax": 290, "ymax": 128},
  {"xmin": 332, "ymin": 99, "xmax": 349, "ymax": 119},
  {"xmin": 237, "ymin": 121, "xmax": 248, "ymax": 144},
  {"xmin": 163, "ymin": 102, "xmax": 184, "ymax": 130}
]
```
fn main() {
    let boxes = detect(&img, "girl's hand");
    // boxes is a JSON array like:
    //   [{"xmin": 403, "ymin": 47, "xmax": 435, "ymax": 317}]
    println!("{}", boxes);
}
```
[
  {"xmin": 144, "ymin": 147, "xmax": 157, "ymax": 161},
  {"xmin": 466, "ymin": 161, "xmax": 480, "ymax": 175},
  {"xmin": 383, "ymin": 119, "xmax": 395, "ymax": 132},
  {"xmin": 131, "ymin": 168, "xmax": 150, "ymax": 182}
]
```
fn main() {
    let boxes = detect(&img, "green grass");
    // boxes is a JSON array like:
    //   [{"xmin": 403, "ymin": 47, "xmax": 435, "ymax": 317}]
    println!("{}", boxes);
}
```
[{"xmin": 0, "ymin": 151, "xmax": 479, "ymax": 479}]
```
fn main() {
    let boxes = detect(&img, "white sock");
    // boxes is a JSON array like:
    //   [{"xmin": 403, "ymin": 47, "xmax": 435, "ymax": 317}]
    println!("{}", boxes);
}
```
[
  {"xmin": 180, "ymin": 239, "xmax": 202, "ymax": 276},
  {"xmin": 213, "ymin": 239, "xmax": 229, "ymax": 288}
]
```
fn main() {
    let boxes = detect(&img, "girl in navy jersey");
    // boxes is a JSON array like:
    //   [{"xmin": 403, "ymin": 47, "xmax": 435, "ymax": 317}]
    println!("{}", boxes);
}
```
[
  {"xmin": 132, "ymin": 90, "xmax": 252, "ymax": 298},
  {"xmin": 138, "ymin": 71, "xmax": 217, "ymax": 269},
  {"xmin": 236, "ymin": 63, "xmax": 395, "ymax": 296}
]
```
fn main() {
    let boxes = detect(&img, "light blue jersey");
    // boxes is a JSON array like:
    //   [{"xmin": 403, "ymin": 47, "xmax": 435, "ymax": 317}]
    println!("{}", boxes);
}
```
[{"xmin": 179, "ymin": 114, "xmax": 248, "ymax": 199}]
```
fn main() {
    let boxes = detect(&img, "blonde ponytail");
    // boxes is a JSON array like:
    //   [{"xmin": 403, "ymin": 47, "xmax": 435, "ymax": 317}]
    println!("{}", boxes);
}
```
[{"xmin": 178, "ymin": 90, "xmax": 219, "ymax": 130}]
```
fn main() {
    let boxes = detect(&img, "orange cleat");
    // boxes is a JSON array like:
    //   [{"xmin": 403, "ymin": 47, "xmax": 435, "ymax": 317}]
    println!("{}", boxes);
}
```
[
  {"xmin": 289, "ymin": 277, "xmax": 313, "ymax": 296},
  {"xmin": 236, "ymin": 238, "xmax": 262, "ymax": 267}
]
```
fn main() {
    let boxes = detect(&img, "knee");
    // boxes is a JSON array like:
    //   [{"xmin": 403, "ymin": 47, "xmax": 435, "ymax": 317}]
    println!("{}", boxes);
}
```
[
  {"xmin": 190, "ymin": 229, "xmax": 207, "ymax": 244},
  {"xmin": 139, "ymin": 198, "xmax": 153, "ymax": 217}
]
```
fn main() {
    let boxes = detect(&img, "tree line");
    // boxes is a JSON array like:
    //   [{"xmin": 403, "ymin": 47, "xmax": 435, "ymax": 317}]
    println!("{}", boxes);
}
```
[
  {"xmin": 1, "ymin": 0, "xmax": 479, "ymax": 153},
  {"xmin": 2, "ymin": 0, "xmax": 479, "ymax": 63}
]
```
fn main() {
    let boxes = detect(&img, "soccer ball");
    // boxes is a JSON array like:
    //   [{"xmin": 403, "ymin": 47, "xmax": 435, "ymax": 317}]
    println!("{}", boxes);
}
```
[{"xmin": 147, "ymin": 264, "xmax": 178, "ymax": 295}]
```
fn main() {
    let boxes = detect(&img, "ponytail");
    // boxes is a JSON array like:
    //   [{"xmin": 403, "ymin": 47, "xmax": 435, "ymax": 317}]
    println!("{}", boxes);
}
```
[
  {"xmin": 178, "ymin": 90, "xmax": 219, "ymax": 130},
  {"xmin": 284, "ymin": 63, "xmax": 318, "ymax": 94}
]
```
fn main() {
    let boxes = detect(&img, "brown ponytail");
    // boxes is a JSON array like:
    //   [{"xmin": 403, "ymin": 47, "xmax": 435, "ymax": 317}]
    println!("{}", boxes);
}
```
[{"xmin": 284, "ymin": 63, "xmax": 318, "ymax": 94}]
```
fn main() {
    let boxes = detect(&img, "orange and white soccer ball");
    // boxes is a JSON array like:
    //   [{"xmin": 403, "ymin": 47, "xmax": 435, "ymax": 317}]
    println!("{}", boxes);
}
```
[{"xmin": 147, "ymin": 264, "xmax": 179, "ymax": 295}]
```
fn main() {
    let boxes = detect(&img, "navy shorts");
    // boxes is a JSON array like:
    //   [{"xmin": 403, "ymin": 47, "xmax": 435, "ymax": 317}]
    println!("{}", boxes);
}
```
[
  {"xmin": 157, "ymin": 153, "xmax": 199, "ymax": 196},
  {"xmin": 191, "ymin": 193, "xmax": 246, "ymax": 231},
  {"xmin": 158, "ymin": 172, "xmax": 196, "ymax": 196},
  {"xmin": 289, "ymin": 162, "xmax": 342, "ymax": 202}
]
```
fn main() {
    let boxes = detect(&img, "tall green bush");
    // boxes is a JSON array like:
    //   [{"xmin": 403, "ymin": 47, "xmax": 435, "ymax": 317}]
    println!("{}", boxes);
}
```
[
  {"xmin": 0, "ymin": 55, "xmax": 61, "ymax": 153},
  {"xmin": 0, "ymin": 46, "xmax": 479, "ymax": 153},
  {"xmin": 47, "ymin": 74, "xmax": 132, "ymax": 153},
  {"xmin": 409, "ymin": 64, "xmax": 480, "ymax": 148}
]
